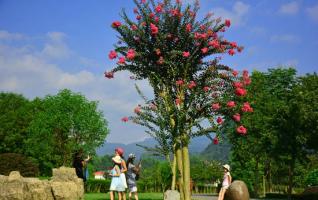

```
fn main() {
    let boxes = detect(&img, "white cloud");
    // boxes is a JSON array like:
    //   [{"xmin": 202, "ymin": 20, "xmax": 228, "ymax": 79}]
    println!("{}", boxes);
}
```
[
  {"xmin": 270, "ymin": 34, "xmax": 300, "ymax": 44},
  {"xmin": 212, "ymin": 1, "xmax": 250, "ymax": 26},
  {"xmin": 0, "ymin": 30, "xmax": 153, "ymax": 144},
  {"xmin": 306, "ymin": 4, "xmax": 318, "ymax": 22},
  {"xmin": 249, "ymin": 26, "xmax": 267, "ymax": 36},
  {"xmin": 279, "ymin": 1, "xmax": 299, "ymax": 15},
  {"xmin": 41, "ymin": 32, "xmax": 72, "ymax": 60},
  {"xmin": 0, "ymin": 30, "xmax": 26, "ymax": 40}
]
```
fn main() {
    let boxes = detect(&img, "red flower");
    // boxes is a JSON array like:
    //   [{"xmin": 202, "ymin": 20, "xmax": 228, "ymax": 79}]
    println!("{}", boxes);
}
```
[
  {"xmin": 235, "ymin": 87, "xmax": 247, "ymax": 96},
  {"xmin": 228, "ymin": 49, "xmax": 235, "ymax": 56},
  {"xmin": 150, "ymin": 23, "xmax": 159, "ymax": 35},
  {"xmin": 157, "ymin": 56, "xmax": 164, "ymax": 65},
  {"xmin": 212, "ymin": 103, "xmax": 220, "ymax": 110},
  {"xmin": 243, "ymin": 77, "xmax": 251, "ymax": 85},
  {"xmin": 121, "ymin": 117, "xmax": 129, "ymax": 122},
  {"xmin": 134, "ymin": 105, "xmax": 141, "ymax": 114},
  {"xmin": 227, "ymin": 101, "xmax": 236, "ymax": 108},
  {"xmin": 213, "ymin": 137, "xmax": 219, "ymax": 145},
  {"xmin": 236, "ymin": 125, "xmax": 247, "ymax": 135},
  {"xmin": 154, "ymin": 49, "xmax": 161, "ymax": 56},
  {"xmin": 126, "ymin": 49, "xmax": 136, "ymax": 60},
  {"xmin": 112, "ymin": 21, "xmax": 122, "ymax": 28},
  {"xmin": 216, "ymin": 117, "xmax": 223, "ymax": 124},
  {"xmin": 200, "ymin": 25, "xmax": 206, "ymax": 30},
  {"xmin": 242, "ymin": 102, "xmax": 253, "ymax": 112},
  {"xmin": 243, "ymin": 70, "xmax": 249, "ymax": 77},
  {"xmin": 141, "ymin": 0, "xmax": 146, "ymax": 3},
  {"xmin": 155, "ymin": 17, "xmax": 160, "ymax": 23},
  {"xmin": 208, "ymin": 40, "xmax": 219, "ymax": 48},
  {"xmin": 175, "ymin": 98, "xmax": 181, "ymax": 105},
  {"xmin": 171, "ymin": 9, "xmax": 179, "ymax": 17},
  {"xmin": 136, "ymin": 15, "xmax": 142, "ymax": 20},
  {"xmin": 133, "ymin": 8, "xmax": 138, "ymax": 14},
  {"xmin": 225, "ymin": 19, "xmax": 231, "ymax": 27},
  {"xmin": 230, "ymin": 42, "xmax": 237, "ymax": 48},
  {"xmin": 232, "ymin": 113, "xmax": 241, "ymax": 122},
  {"xmin": 108, "ymin": 50, "xmax": 117, "ymax": 60},
  {"xmin": 131, "ymin": 24, "xmax": 138, "ymax": 31},
  {"xmin": 155, "ymin": 5, "xmax": 163, "ymax": 13},
  {"xmin": 188, "ymin": 81, "xmax": 196, "ymax": 89},
  {"xmin": 233, "ymin": 81, "xmax": 243, "ymax": 88},
  {"xmin": 182, "ymin": 51, "xmax": 190, "ymax": 57},
  {"xmin": 104, "ymin": 71, "xmax": 114, "ymax": 79},
  {"xmin": 203, "ymin": 86, "xmax": 210, "ymax": 92},
  {"xmin": 201, "ymin": 47, "xmax": 208, "ymax": 54},
  {"xmin": 117, "ymin": 56, "xmax": 126, "ymax": 64},
  {"xmin": 176, "ymin": 79, "xmax": 184, "ymax": 86},
  {"xmin": 232, "ymin": 70, "xmax": 238, "ymax": 77},
  {"xmin": 149, "ymin": 13, "xmax": 155, "ymax": 18},
  {"xmin": 186, "ymin": 24, "xmax": 192, "ymax": 32}
]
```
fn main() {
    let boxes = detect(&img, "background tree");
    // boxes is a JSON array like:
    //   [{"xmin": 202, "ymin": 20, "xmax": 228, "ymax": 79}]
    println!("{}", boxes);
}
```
[
  {"xmin": 105, "ymin": 1, "xmax": 251, "ymax": 199},
  {"xmin": 26, "ymin": 89, "xmax": 109, "ymax": 175},
  {"xmin": 228, "ymin": 68, "xmax": 318, "ymax": 198},
  {"xmin": 0, "ymin": 92, "xmax": 32, "ymax": 154}
]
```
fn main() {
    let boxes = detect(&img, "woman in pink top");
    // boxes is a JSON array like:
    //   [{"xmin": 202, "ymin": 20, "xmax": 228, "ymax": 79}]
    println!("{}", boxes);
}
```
[{"xmin": 218, "ymin": 164, "xmax": 232, "ymax": 200}]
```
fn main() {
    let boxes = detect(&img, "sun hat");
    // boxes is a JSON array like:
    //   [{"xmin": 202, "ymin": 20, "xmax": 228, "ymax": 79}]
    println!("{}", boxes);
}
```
[
  {"xmin": 223, "ymin": 164, "xmax": 230, "ymax": 171},
  {"xmin": 128, "ymin": 153, "xmax": 136, "ymax": 159},
  {"xmin": 115, "ymin": 147, "xmax": 124, "ymax": 156},
  {"xmin": 112, "ymin": 155, "xmax": 122, "ymax": 164}
]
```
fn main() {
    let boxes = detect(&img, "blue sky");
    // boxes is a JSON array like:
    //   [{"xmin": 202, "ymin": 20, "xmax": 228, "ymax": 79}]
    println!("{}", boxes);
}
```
[{"xmin": 1, "ymin": 0, "xmax": 317, "ymax": 144}]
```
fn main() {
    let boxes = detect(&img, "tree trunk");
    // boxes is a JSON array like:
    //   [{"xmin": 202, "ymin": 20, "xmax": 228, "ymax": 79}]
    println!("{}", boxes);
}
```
[
  {"xmin": 176, "ymin": 147, "xmax": 185, "ymax": 200},
  {"xmin": 254, "ymin": 159, "xmax": 259, "ymax": 196},
  {"xmin": 287, "ymin": 161, "xmax": 294, "ymax": 200},
  {"xmin": 182, "ymin": 145, "xmax": 191, "ymax": 200},
  {"xmin": 171, "ymin": 152, "xmax": 177, "ymax": 190}
]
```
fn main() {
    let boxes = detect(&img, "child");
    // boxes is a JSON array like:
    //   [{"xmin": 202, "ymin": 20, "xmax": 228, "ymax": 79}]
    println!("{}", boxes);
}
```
[
  {"xmin": 218, "ymin": 164, "xmax": 232, "ymax": 200},
  {"xmin": 109, "ymin": 155, "xmax": 126, "ymax": 200}
]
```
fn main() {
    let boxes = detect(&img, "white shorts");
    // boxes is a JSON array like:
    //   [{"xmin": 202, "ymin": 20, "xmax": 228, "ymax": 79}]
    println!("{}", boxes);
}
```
[{"xmin": 129, "ymin": 186, "xmax": 137, "ymax": 193}]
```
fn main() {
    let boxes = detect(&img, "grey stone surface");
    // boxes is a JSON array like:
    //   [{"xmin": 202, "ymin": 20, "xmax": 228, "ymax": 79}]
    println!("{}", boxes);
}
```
[{"xmin": 164, "ymin": 190, "xmax": 181, "ymax": 200}]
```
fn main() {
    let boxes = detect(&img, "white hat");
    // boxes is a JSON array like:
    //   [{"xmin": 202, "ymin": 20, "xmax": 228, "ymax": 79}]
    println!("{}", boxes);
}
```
[
  {"xmin": 223, "ymin": 164, "xmax": 230, "ymax": 171},
  {"xmin": 112, "ymin": 155, "xmax": 122, "ymax": 164}
]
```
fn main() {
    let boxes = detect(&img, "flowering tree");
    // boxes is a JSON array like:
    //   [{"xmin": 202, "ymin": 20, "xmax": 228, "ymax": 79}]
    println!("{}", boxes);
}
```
[{"xmin": 105, "ymin": 0, "xmax": 252, "ymax": 199}]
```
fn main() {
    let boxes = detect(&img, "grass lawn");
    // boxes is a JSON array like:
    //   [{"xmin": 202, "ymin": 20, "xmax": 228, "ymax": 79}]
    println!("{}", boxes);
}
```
[{"xmin": 84, "ymin": 192, "xmax": 163, "ymax": 200}]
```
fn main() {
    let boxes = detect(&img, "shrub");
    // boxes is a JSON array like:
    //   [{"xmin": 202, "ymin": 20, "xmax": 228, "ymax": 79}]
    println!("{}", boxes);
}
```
[
  {"xmin": 305, "ymin": 169, "xmax": 318, "ymax": 186},
  {"xmin": 85, "ymin": 179, "xmax": 111, "ymax": 193},
  {"xmin": 0, "ymin": 153, "xmax": 39, "ymax": 177}
]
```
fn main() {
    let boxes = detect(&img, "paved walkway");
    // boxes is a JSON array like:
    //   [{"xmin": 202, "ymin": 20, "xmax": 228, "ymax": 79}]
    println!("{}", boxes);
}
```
[{"xmin": 192, "ymin": 194, "xmax": 261, "ymax": 200}]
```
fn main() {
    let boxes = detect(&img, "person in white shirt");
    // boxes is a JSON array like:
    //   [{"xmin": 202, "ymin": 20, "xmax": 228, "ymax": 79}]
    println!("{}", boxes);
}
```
[{"xmin": 218, "ymin": 164, "xmax": 232, "ymax": 200}]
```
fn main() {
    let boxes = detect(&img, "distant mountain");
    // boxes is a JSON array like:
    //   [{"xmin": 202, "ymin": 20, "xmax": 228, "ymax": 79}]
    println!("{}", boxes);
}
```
[
  {"xmin": 96, "ymin": 136, "xmax": 211, "ymax": 158},
  {"xmin": 200, "ymin": 139, "xmax": 231, "ymax": 162}
]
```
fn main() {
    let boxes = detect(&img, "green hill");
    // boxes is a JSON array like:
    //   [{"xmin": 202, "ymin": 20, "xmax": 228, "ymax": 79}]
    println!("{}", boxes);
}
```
[{"xmin": 200, "ymin": 139, "xmax": 231, "ymax": 162}]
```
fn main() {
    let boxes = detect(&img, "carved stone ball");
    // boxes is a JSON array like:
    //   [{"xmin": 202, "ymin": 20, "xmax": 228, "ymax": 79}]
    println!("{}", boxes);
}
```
[{"xmin": 224, "ymin": 180, "xmax": 250, "ymax": 200}]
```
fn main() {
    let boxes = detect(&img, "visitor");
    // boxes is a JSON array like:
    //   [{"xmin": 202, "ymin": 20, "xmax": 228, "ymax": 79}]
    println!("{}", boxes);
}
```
[
  {"xmin": 126, "ymin": 153, "xmax": 141, "ymax": 200},
  {"xmin": 218, "ymin": 164, "xmax": 232, "ymax": 200},
  {"xmin": 117, "ymin": 147, "xmax": 128, "ymax": 200},
  {"xmin": 72, "ymin": 149, "xmax": 90, "ymax": 182},
  {"xmin": 109, "ymin": 154, "xmax": 125, "ymax": 200}
]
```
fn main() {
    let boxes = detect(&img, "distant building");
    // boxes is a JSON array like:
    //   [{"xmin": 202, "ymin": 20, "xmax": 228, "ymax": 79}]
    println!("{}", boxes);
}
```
[{"xmin": 94, "ymin": 171, "xmax": 105, "ymax": 180}]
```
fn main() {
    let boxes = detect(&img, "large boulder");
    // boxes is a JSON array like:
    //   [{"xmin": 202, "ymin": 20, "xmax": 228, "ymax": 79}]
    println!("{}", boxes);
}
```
[
  {"xmin": 23, "ymin": 178, "xmax": 54, "ymax": 200},
  {"xmin": 164, "ymin": 190, "xmax": 180, "ymax": 200},
  {"xmin": 0, "ymin": 171, "xmax": 24, "ymax": 200},
  {"xmin": 0, "ymin": 167, "xmax": 84, "ymax": 200},
  {"xmin": 224, "ymin": 180, "xmax": 250, "ymax": 200},
  {"xmin": 50, "ymin": 166, "xmax": 84, "ymax": 200}
]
